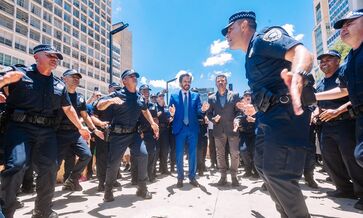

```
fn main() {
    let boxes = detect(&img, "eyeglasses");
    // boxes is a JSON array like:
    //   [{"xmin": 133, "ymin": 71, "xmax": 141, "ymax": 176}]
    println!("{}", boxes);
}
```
[{"xmin": 45, "ymin": 53, "xmax": 59, "ymax": 60}]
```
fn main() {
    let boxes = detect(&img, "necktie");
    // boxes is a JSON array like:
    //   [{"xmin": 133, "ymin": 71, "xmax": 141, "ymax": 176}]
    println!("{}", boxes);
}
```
[{"xmin": 183, "ymin": 92, "xmax": 189, "ymax": 125}]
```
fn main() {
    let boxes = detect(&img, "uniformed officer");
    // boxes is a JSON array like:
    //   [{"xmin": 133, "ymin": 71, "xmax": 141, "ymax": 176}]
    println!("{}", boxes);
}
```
[
  {"xmin": 223, "ymin": 11, "xmax": 313, "ymax": 217},
  {"xmin": 236, "ymin": 90, "xmax": 258, "ymax": 178},
  {"xmin": 137, "ymin": 84, "xmax": 159, "ymax": 182},
  {"xmin": 315, "ymin": 9, "xmax": 363, "ymax": 209},
  {"xmin": 97, "ymin": 69, "xmax": 159, "ymax": 201},
  {"xmin": 0, "ymin": 44, "xmax": 90, "ymax": 218},
  {"xmin": 57, "ymin": 69, "xmax": 104, "ymax": 191},
  {"xmin": 90, "ymin": 82, "xmax": 122, "ymax": 192},
  {"xmin": 156, "ymin": 91, "xmax": 172, "ymax": 175}
]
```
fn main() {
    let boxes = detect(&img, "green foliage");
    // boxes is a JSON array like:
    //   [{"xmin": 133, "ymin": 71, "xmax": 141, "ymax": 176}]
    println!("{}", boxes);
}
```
[{"xmin": 330, "ymin": 39, "xmax": 351, "ymax": 61}]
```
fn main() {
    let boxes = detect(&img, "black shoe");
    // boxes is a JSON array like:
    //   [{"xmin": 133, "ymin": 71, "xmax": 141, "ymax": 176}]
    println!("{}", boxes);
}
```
[
  {"xmin": 326, "ymin": 176, "xmax": 332, "ymax": 182},
  {"xmin": 62, "ymin": 178, "xmax": 83, "ymax": 191},
  {"xmin": 327, "ymin": 190, "xmax": 357, "ymax": 199},
  {"xmin": 136, "ymin": 189, "xmax": 152, "ymax": 199},
  {"xmin": 113, "ymin": 181, "xmax": 121, "ymax": 187},
  {"xmin": 21, "ymin": 186, "xmax": 35, "ymax": 194},
  {"xmin": 305, "ymin": 178, "xmax": 319, "ymax": 189},
  {"xmin": 177, "ymin": 179, "xmax": 183, "ymax": 188},
  {"xmin": 189, "ymin": 179, "xmax": 199, "ymax": 187},
  {"xmin": 103, "ymin": 189, "xmax": 114, "ymax": 202},
  {"xmin": 32, "ymin": 210, "xmax": 58, "ymax": 218},
  {"xmin": 15, "ymin": 199, "xmax": 24, "ymax": 209},
  {"xmin": 354, "ymin": 198, "xmax": 363, "ymax": 210},
  {"xmin": 217, "ymin": 177, "xmax": 227, "ymax": 186},
  {"xmin": 242, "ymin": 171, "xmax": 253, "ymax": 178},
  {"xmin": 131, "ymin": 180, "xmax": 137, "ymax": 186},
  {"xmin": 231, "ymin": 177, "xmax": 240, "ymax": 187},
  {"xmin": 123, "ymin": 164, "xmax": 130, "ymax": 172},
  {"xmin": 170, "ymin": 166, "xmax": 175, "ymax": 173},
  {"xmin": 198, "ymin": 170, "xmax": 204, "ymax": 176},
  {"xmin": 97, "ymin": 183, "xmax": 105, "ymax": 192},
  {"xmin": 261, "ymin": 183, "xmax": 267, "ymax": 191},
  {"xmin": 252, "ymin": 172, "xmax": 260, "ymax": 179},
  {"xmin": 162, "ymin": 170, "xmax": 170, "ymax": 175}
]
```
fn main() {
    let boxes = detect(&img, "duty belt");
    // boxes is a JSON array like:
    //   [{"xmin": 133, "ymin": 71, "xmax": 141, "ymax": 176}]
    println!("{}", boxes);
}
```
[
  {"xmin": 111, "ymin": 125, "xmax": 136, "ymax": 134},
  {"xmin": 10, "ymin": 112, "xmax": 57, "ymax": 127},
  {"xmin": 352, "ymin": 105, "xmax": 363, "ymax": 117}
]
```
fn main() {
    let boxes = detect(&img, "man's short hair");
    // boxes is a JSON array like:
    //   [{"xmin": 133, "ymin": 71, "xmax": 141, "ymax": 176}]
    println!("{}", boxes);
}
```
[
  {"xmin": 179, "ymin": 73, "xmax": 192, "ymax": 83},
  {"xmin": 215, "ymin": 74, "xmax": 228, "ymax": 82},
  {"xmin": 238, "ymin": 18, "xmax": 257, "ymax": 30}
]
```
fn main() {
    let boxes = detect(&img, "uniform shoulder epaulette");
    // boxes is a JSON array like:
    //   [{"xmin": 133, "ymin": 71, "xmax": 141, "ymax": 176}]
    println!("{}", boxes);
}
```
[
  {"xmin": 77, "ymin": 92, "xmax": 85, "ymax": 104},
  {"xmin": 258, "ymin": 26, "xmax": 289, "ymax": 42}
]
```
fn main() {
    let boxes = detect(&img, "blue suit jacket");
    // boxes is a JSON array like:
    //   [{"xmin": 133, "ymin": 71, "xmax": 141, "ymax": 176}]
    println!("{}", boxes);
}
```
[{"xmin": 169, "ymin": 90, "xmax": 204, "ymax": 135}]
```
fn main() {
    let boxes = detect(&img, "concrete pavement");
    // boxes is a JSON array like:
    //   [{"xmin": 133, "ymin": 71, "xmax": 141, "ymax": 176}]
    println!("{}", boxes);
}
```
[{"xmin": 15, "ymin": 164, "xmax": 363, "ymax": 218}]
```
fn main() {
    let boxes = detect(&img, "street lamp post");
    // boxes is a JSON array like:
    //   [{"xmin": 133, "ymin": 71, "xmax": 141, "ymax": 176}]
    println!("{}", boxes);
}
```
[
  {"xmin": 166, "ymin": 78, "xmax": 177, "ymax": 105},
  {"xmin": 109, "ymin": 22, "xmax": 129, "ymax": 84}
]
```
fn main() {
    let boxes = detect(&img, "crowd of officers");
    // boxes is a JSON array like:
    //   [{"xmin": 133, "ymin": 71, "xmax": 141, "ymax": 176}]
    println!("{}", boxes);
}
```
[{"xmin": 0, "ymin": 8, "xmax": 362, "ymax": 218}]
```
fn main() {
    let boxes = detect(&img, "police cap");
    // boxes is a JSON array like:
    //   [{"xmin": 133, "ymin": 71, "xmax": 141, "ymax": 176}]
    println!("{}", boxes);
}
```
[
  {"xmin": 221, "ymin": 11, "xmax": 256, "ymax": 36},
  {"xmin": 139, "ymin": 84, "xmax": 151, "ymax": 91},
  {"xmin": 33, "ymin": 44, "xmax": 63, "ymax": 60},
  {"xmin": 317, "ymin": 50, "xmax": 341, "ymax": 60},
  {"xmin": 334, "ymin": 9, "xmax": 363, "ymax": 29},
  {"xmin": 63, "ymin": 69, "xmax": 82, "ymax": 78},
  {"xmin": 109, "ymin": 82, "xmax": 121, "ymax": 89},
  {"xmin": 121, "ymin": 69, "xmax": 140, "ymax": 80}
]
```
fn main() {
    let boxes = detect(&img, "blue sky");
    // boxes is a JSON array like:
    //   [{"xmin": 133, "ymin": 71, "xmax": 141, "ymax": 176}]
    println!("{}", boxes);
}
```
[{"xmin": 112, "ymin": 0, "xmax": 314, "ymax": 95}]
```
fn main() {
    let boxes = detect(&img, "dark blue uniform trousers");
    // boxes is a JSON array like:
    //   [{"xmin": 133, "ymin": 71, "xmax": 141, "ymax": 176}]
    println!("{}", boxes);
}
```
[
  {"xmin": 175, "ymin": 125, "xmax": 198, "ymax": 180},
  {"xmin": 354, "ymin": 116, "xmax": 363, "ymax": 168},
  {"xmin": 57, "ymin": 130, "xmax": 92, "ymax": 181},
  {"xmin": 254, "ymin": 105, "xmax": 310, "ymax": 218},
  {"xmin": 157, "ymin": 127, "xmax": 170, "ymax": 173},
  {"xmin": 105, "ymin": 133, "xmax": 148, "ymax": 189},
  {"xmin": 1, "ymin": 122, "xmax": 58, "ymax": 217},
  {"xmin": 240, "ymin": 132, "xmax": 256, "ymax": 172},
  {"xmin": 321, "ymin": 120, "xmax": 363, "ymax": 197},
  {"xmin": 144, "ymin": 131, "xmax": 157, "ymax": 181},
  {"xmin": 95, "ymin": 134, "xmax": 108, "ymax": 184}
]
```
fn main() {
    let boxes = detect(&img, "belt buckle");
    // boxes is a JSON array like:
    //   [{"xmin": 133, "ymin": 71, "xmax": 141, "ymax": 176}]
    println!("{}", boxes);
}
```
[{"xmin": 279, "ymin": 95, "xmax": 290, "ymax": 104}]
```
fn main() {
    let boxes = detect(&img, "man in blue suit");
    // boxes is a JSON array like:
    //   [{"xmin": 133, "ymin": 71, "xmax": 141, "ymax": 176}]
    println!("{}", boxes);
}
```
[{"xmin": 169, "ymin": 73, "xmax": 209, "ymax": 188}]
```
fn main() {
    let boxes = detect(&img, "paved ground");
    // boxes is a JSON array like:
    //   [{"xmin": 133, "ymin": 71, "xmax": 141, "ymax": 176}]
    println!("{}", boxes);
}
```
[{"xmin": 15, "ymin": 163, "xmax": 363, "ymax": 218}]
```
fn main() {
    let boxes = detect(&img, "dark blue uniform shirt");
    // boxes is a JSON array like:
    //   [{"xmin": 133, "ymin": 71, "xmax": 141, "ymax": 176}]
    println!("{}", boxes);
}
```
[
  {"xmin": 59, "ymin": 92, "xmax": 86, "ymax": 127},
  {"xmin": 6, "ymin": 64, "xmax": 71, "ymax": 117},
  {"xmin": 339, "ymin": 42, "xmax": 363, "ymax": 107},
  {"xmin": 106, "ymin": 87, "xmax": 147, "ymax": 128},
  {"xmin": 245, "ymin": 26, "xmax": 309, "ymax": 147},
  {"xmin": 139, "ymin": 101, "xmax": 158, "ymax": 131},
  {"xmin": 93, "ymin": 96, "xmax": 113, "ymax": 123},
  {"xmin": 156, "ymin": 103, "xmax": 170, "ymax": 125},
  {"xmin": 316, "ymin": 68, "xmax": 350, "ymax": 109},
  {"xmin": 245, "ymin": 26, "xmax": 301, "ymax": 94}
]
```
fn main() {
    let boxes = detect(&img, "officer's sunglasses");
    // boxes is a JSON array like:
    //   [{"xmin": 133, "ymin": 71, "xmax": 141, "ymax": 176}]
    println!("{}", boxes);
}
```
[{"xmin": 44, "ymin": 53, "xmax": 59, "ymax": 60}]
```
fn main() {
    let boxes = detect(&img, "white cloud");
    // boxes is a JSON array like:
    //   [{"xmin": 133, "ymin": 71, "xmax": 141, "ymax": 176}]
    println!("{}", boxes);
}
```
[
  {"xmin": 149, "ymin": 79, "xmax": 166, "ymax": 89},
  {"xmin": 203, "ymin": 52, "xmax": 233, "ymax": 67},
  {"xmin": 203, "ymin": 39, "xmax": 233, "ymax": 67},
  {"xmin": 200, "ymin": 73, "xmax": 204, "ymax": 79},
  {"xmin": 210, "ymin": 39, "xmax": 229, "ymax": 55},
  {"xmin": 140, "ymin": 76, "xmax": 148, "ymax": 84},
  {"xmin": 281, "ymin": 24, "xmax": 304, "ymax": 41},
  {"xmin": 208, "ymin": 71, "xmax": 232, "ymax": 81}
]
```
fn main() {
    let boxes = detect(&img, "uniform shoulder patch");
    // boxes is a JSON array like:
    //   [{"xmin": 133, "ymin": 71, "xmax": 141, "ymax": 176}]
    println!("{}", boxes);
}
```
[{"xmin": 262, "ymin": 28, "xmax": 282, "ymax": 42}]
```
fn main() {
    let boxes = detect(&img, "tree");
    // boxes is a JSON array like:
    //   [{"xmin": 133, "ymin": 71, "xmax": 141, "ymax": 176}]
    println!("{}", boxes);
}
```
[{"xmin": 330, "ymin": 39, "xmax": 351, "ymax": 62}]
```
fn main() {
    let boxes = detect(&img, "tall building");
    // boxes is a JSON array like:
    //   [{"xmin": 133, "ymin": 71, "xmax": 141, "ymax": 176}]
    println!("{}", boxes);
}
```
[
  {"xmin": 327, "ymin": 0, "xmax": 350, "ymax": 47},
  {"xmin": 0, "ymin": 0, "xmax": 113, "ymax": 98},
  {"xmin": 112, "ymin": 23, "xmax": 132, "ymax": 83}
]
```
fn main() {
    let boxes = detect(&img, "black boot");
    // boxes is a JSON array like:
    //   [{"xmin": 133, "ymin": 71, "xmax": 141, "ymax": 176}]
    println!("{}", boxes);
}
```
[
  {"xmin": 304, "ymin": 172, "xmax": 318, "ymax": 189},
  {"xmin": 217, "ymin": 176, "xmax": 227, "ymax": 186},
  {"xmin": 62, "ymin": 178, "xmax": 83, "ymax": 191},
  {"xmin": 103, "ymin": 187, "xmax": 114, "ymax": 202},
  {"xmin": 136, "ymin": 186, "xmax": 152, "ymax": 199},
  {"xmin": 32, "ymin": 209, "xmax": 58, "ymax": 218}
]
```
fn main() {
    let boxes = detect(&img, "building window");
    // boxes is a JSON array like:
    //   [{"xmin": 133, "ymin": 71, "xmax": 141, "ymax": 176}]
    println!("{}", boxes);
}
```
[
  {"xmin": 0, "ymin": 14, "xmax": 14, "ymax": 30},
  {"xmin": 73, "ymin": 0, "xmax": 80, "ymax": 8},
  {"xmin": 14, "ymin": 38, "xmax": 27, "ymax": 52},
  {"xmin": 64, "ymin": 13, "xmax": 71, "ymax": 24},
  {"xmin": 72, "ymin": 29, "xmax": 79, "ymax": 38},
  {"xmin": 43, "ymin": 11, "xmax": 52, "ymax": 23},
  {"xmin": 54, "ymin": 29, "xmax": 62, "ymax": 41},
  {"xmin": 80, "ymin": 44, "xmax": 87, "ymax": 53},
  {"xmin": 53, "ymin": 40, "xmax": 61, "ymax": 51},
  {"xmin": 81, "ymin": 24, "xmax": 87, "ymax": 33},
  {"xmin": 0, "ymin": 31, "xmax": 13, "ymax": 47},
  {"xmin": 42, "ymin": 35, "xmax": 51, "ymax": 44},
  {"xmin": 64, "ymin": 2, "xmax": 71, "ymax": 13},
  {"xmin": 72, "ymin": 39, "xmax": 79, "ymax": 49},
  {"xmin": 54, "ymin": 6, "xmax": 63, "ymax": 18},
  {"xmin": 30, "ymin": 3, "xmax": 41, "ymax": 17},
  {"xmin": 73, "ymin": 19, "xmax": 79, "ymax": 29},
  {"xmin": 29, "ymin": 29, "xmax": 40, "ymax": 42},
  {"xmin": 63, "ymin": 45, "xmax": 71, "ymax": 55},
  {"xmin": 80, "ymin": 54, "xmax": 86, "ymax": 63},
  {"xmin": 64, "ymin": 24, "xmax": 71, "ymax": 34},
  {"xmin": 42, "ymin": 23, "xmax": 52, "ymax": 35},
  {"xmin": 88, "ymin": 29, "xmax": 93, "ymax": 37},
  {"xmin": 0, "ymin": 0, "xmax": 15, "ymax": 16},
  {"xmin": 55, "ymin": 0, "xmax": 62, "ymax": 7},
  {"xmin": 15, "ymin": 22, "xmax": 28, "ymax": 36},
  {"xmin": 43, "ymin": 0, "xmax": 53, "ymax": 12},
  {"xmin": 81, "ymin": 13, "xmax": 87, "ymax": 23},
  {"xmin": 72, "ymin": 50, "xmax": 79, "ymax": 59},
  {"xmin": 17, "ymin": 0, "xmax": 29, "ymax": 9},
  {"xmin": 16, "ymin": 9, "xmax": 29, "ymax": 23},
  {"xmin": 30, "ymin": 16, "xmax": 41, "ymax": 29},
  {"xmin": 73, "ymin": 9, "xmax": 79, "ymax": 18},
  {"xmin": 63, "ymin": 35, "xmax": 71, "ymax": 45}
]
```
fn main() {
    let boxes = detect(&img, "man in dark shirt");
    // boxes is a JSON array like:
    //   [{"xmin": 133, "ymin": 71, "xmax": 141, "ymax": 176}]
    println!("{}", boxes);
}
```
[
  {"xmin": 97, "ymin": 69, "xmax": 159, "ymax": 201},
  {"xmin": 222, "ymin": 11, "xmax": 313, "ymax": 217},
  {"xmin": 1, "ymin": 44, "xmax": 90, "ymax": 218}
]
